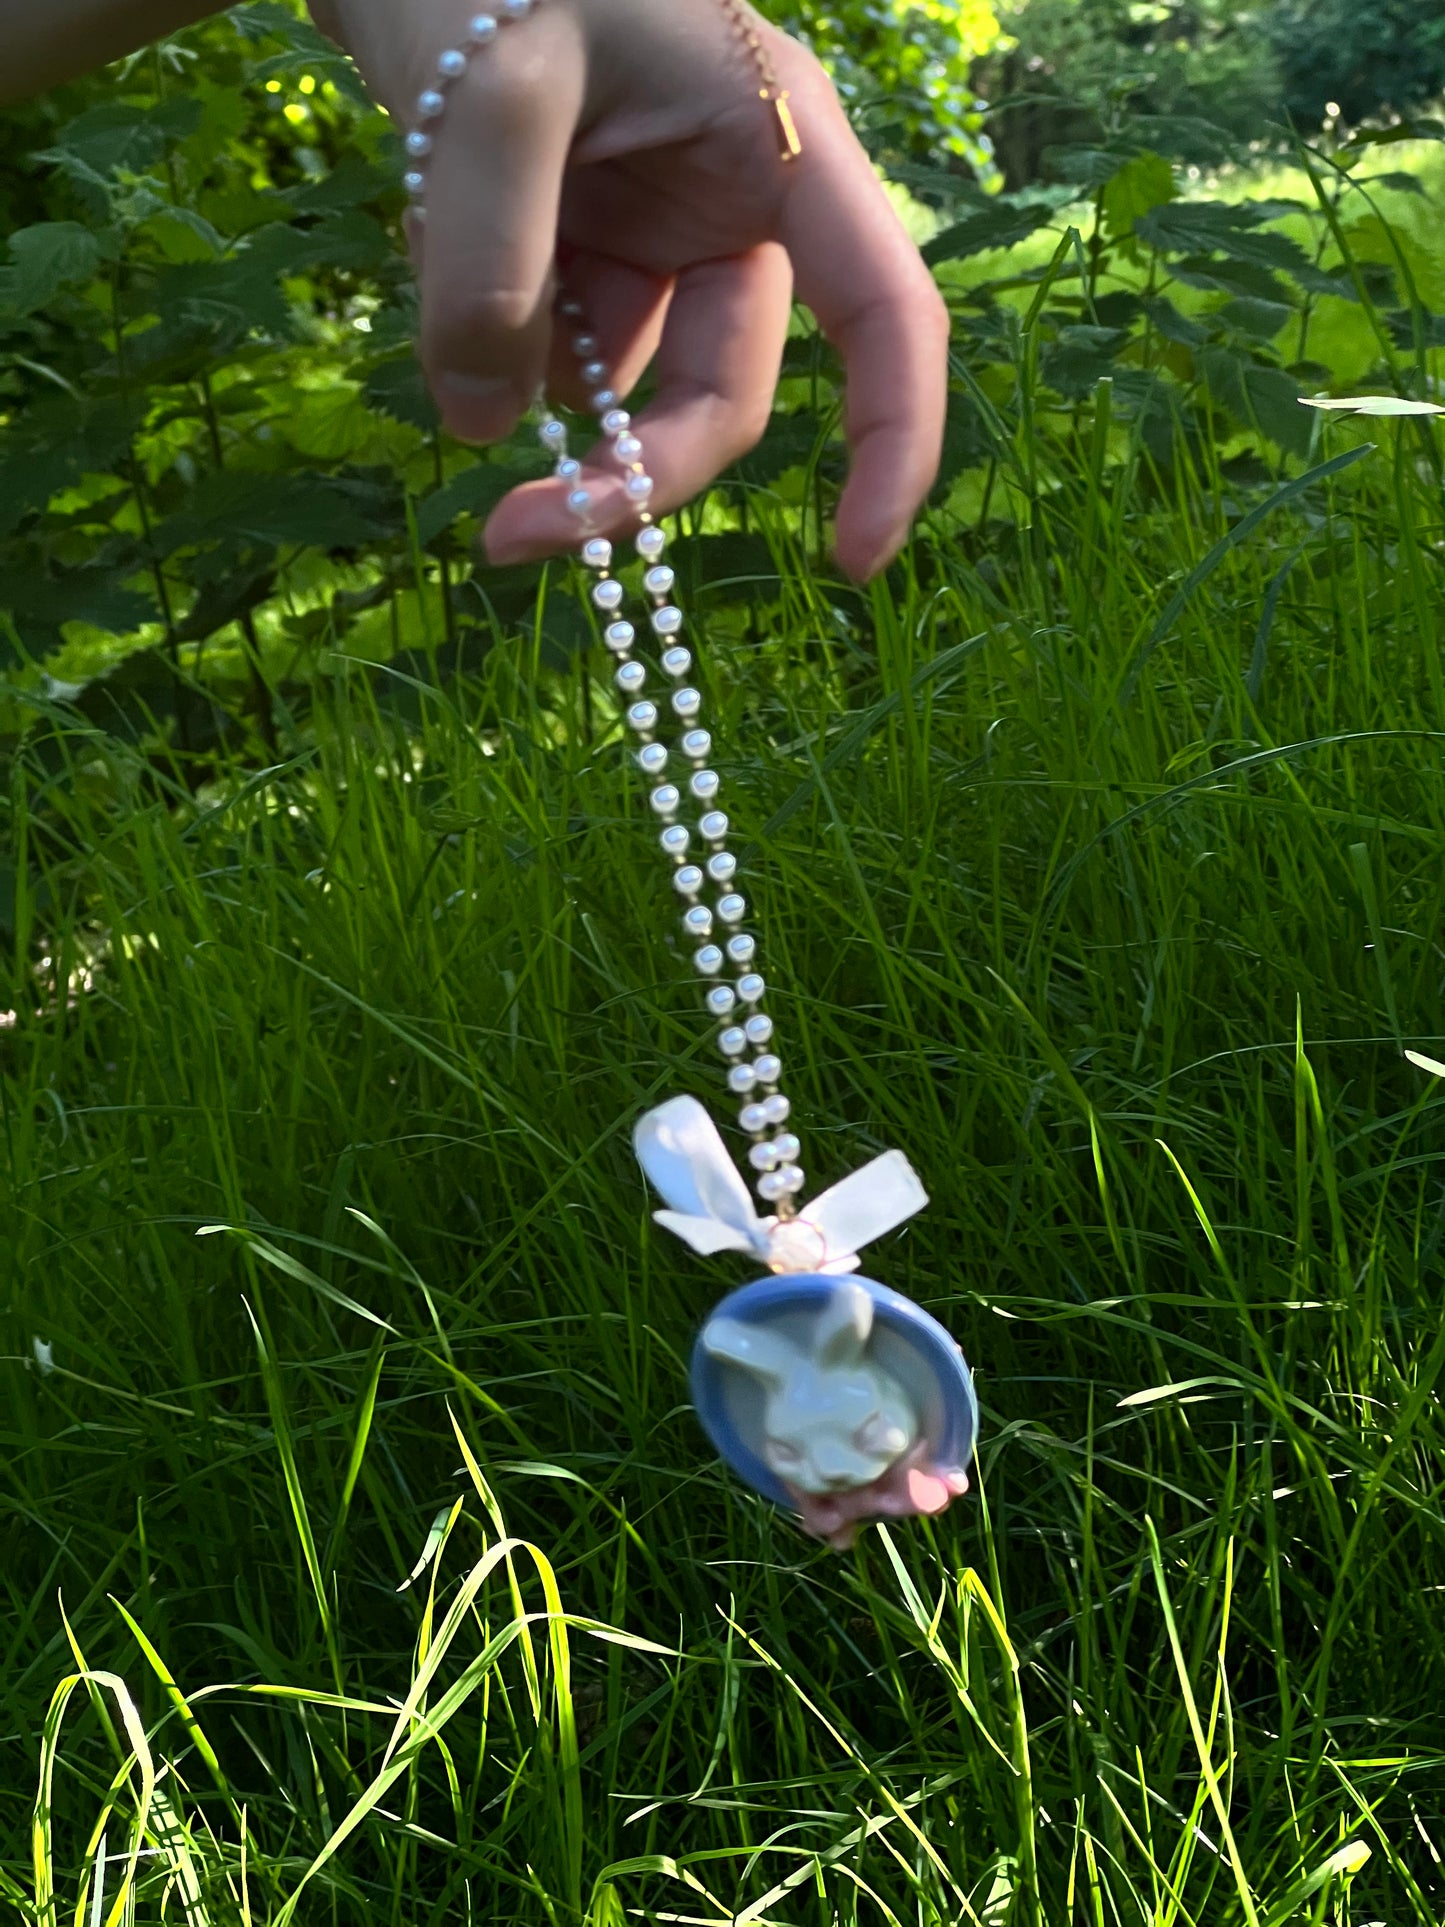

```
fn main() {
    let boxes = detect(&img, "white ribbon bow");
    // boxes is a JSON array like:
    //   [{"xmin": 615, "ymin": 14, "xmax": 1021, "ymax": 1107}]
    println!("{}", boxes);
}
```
[{"xmin": 633, "ymin": 1096, "xmax": 929, "ymax": 1275}]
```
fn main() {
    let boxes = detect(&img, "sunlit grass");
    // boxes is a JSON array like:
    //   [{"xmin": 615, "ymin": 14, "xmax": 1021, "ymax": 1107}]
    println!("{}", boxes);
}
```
[{"xmin": 6, "ymin": 276, "xmax": 1445, "ymax": 1924}]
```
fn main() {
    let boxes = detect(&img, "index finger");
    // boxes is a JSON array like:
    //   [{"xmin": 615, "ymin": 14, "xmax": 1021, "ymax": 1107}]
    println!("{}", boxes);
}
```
[{"xmin": 778, "ymin": 75, "xmax": 950, "ymax": 580}]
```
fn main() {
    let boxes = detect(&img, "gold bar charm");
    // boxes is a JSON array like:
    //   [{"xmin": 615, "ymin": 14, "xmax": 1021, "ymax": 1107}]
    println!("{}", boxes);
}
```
[{"xmin": 770, "ymin": 89, "xmax": 803, "ymax": 161}]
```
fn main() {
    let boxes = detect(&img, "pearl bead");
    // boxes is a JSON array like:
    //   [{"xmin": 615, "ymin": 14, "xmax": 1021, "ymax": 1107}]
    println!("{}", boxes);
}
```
[
  {"xmin": 730, "ymin": 1064, "xmax": 759, "ymax": 1096},
  {"xmin": 748, "ymin": 1139, "xmax": 778, "ymax": 1170},
  {"xmin": 757, "ymin": 1171, "xmax": 787, "ymax": 1203},
  {"xmin": 649, "ymin": 784, "xmax": 681, "ymax": 817},
  {"xmin": 625, "ymin": 472, "xmax": 654, "ymax": 500},
  {"xmin": 699, "ymin": 810, "xmax": 729, "ymax": 842},
  {"xmin": 592, "ymin": 390, "xmax": 618, "ymax": 412},
  {"xmin": 406, "ymin": 130, "xmax": 433, "ymax": 157},
  {"xmin": 616, "ymin": 433, "xmax": 645, "ymax": 463},
  {"xmin": 404, "ymin": 171, "xmax": 427, "ymax": 197},
  {"xmin": 418, "ymin": 90, "xmax": 446, "ymax": 119},
  {"xmin": 645, "ymin": 565, "xmax": 675, "ymax": 597},
  {"xmin": 592, "ymin": 578, "xmax": 624, "ymax": 611},
  {"xmin": 660, "ymin": 824, "xmax": 690, "ymax": 857},
  {"xmin": 694, "ymin": 944, "xmax": 725, "ymax": 976},
  {"xmin": 779, "ymin": 1164, "xmax": 806, "ymax": 1196},
  {"xmin": 604, "ymin": 621, "xmax": 635, "ymax": 653},
  {"xmin": 715, "ymin": 883, "xmax": 745, "ymax": 913},
  {"xmin": 626, "ymin": 701, "xmax": 657, "ymax": 733},
  {"xmin": 744, "ymin": 1013, "xmax": 773, "ymax": 1044},
  {"xmin": 737, "ymin": 973, "xmax": 765, "ymax": 1004},
  {"xmin": 739, "ymin": 1101, "xmax": 769, "ymax": 1135},
  {"xmin": 726, "ymin": 933, "xmax": 756, "ymax": 966},
  {"xmin": 572, "ymin": 334, "xmax": 599, "ymax": 358},
  {"xmin": 567, "ymin": 488, "xmax": 592, "ymax": 516},
  {"xmin": 682, "ymin": 729, "xmax": 711, "ymax": 760},
  {"xmin": 556, "ymin": 458, "xmax": 581, "ymax": 480},
  {"xmin": 602, "ymin": 409, "xmax": 631, "ymax": 437},
  {"xmin": 558, "ymin": 297, "xmax": 585, "ymax": 319},
  {"xmin": 581, "ymin": 361, "xmax": 608, "ymax": 387},
  {"xmin": 773, "ymin": 1132, "xmax": 801, "ymax": 1164},
  {"xmin": 672, "ymin": 688, "xmax": 702, "ymax": 719},
  {"xmin": 637, "ymin": 526, "xmax": 667, "ymax": 559},
  {"xmin": 706, "ymin": 985, "xmax": 737, "ymax": 1018},
  {"xmin": 661, "ymin": 646, "xmax": 691, "ymax": 678},
  {"xmin": 719, "ymin": 1026, "xmax": 749, "ymax": 1056},
  {"xmin": 615, "ymin": 661, "xmax": 646, "ymax": 694},
  {"xmin": 690, "ymin": 769, "xmax": 720, "ymax": 803},
  {"xmin": 582, "ymin": 536, "xmax": 612, "ymax": 568},
  {"xmin": 638, "ymin": 742, "xmax": 668, "ymax": 776},
  {"xmin": 468, "ymin": 12, "xmax": 499, "ymax": 42},
  {"xmin": 674, "ymin": 865, "xmax": 704, "ymax": 896},
  {"xmin": 438, "ymin": 49, "xmax": 467, "ymax": 77},
  {"xmin": 683, "ymin": 904, "xmax": 713, "ymax": 938},
  {"xmin": 539, "ymin": 418, "xmax": 566, "ymax": 448},
  {"xmin": 502, "ymin": 0, "xmax": 532, "ymax": 18},
  {"xmin": 752, "ymin": 1052, "xmax": 781, "ymax": 1084},
  {"xmin": 651, "ymin": 604, "xmax": 683, "ymax": 636},
  {"xmin": 762, "ymin": 1093, "xmax": 791, "ymax": 1125}
]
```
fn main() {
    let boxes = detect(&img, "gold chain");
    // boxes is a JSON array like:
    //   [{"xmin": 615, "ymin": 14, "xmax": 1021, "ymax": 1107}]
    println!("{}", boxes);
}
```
[{"xmin": 716, "ymin": 0, "xmax": 803, "ymax": 162}]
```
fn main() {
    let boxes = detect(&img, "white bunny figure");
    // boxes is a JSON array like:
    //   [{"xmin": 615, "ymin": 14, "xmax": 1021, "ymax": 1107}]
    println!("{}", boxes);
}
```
[{"xmin": 701, "ymin": 1281, "xmax": 920, "ymax": 1495}]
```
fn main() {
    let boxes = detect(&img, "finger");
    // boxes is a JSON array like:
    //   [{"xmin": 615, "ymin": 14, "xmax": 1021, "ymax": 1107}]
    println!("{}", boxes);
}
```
[
  {"xmin": 418, "ymin": 10, "xmax": 585, "ymax": 444},
  {"xmin": 778, "ymin": 79, "xmax": 949, "ymax": 579},
  {"xmin": 545, "ymin": 250, "xmax": 671, "ymax": 414},
  {"xmin": 483, "ymin": 242, "xmax": 793, "ymax": 567}
]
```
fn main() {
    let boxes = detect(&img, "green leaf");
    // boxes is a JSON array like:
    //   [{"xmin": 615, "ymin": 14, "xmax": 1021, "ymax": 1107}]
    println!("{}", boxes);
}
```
[
  {"xmin": 6, "ymin": 224, "xmax": 101, "ymax": 313},
  {"xmin": 37, "ymin": 97, "xmax": 201, "ymax": 183},
  {"xmin": 922, "ymin": 201, "xmax": 1054, "ymax": 265},
  {"xmin": 1386, "ymin": 309, "xmax": 1445, "ymax": 349},
  {"xmin": 1144, "ymin": 295, "xmax": 1208, "ymax": 348},
  {"xmin": 365, "ymin": 355, "xmax": 439, "ymax": 432},
  {"xmin": 735, "ymin": 411, "xmax": 824, "ymax": 484},
  {"xmin": 1199, "ymin": 349, "xmax": 1312, "ymax": 455},
  {"xmin": 1042, "ymin": 325, "xmax": 1130, "ymax": 400},
  {"xmin": 1172, "ymin": 254, "xmax": 1292, "ymax": 304},
  {"xmin": 1212, "ymin": 297, "xmax": 1294, "ymax": 341},
  {"xmin": 289, "ymin": 154, "xmax": 400, "ymax": 217},
  {"xmin": 1135, "ymin": 201, "xmax": 1312, "ymax": 278},
  {"xmin": 1102, "ymin": 150, "xmax": 1176, "ymax": 244},
  {"xmin": 415, "ymin": 463, "xmax": 516, "ymax": 546},
  {"xmin": 1344, "ymin": 115, "xmax": 1445, "ymax": 149},
  {"xmin": 0, "ymin": 569, "xmax": 156, "ymax": 653},
  {"xmin": 154, "ymin": 470, "xmax": 395, "ymax": 556},
  {"xmin": 930, "ymin": 390, "xmax": 996, "ymax": 497}
]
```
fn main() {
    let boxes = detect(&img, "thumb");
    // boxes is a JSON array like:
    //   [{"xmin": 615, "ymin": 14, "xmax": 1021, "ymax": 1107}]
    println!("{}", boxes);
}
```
[{"xmin": 416, "ymin": 14, "xmax": 584, "ymax": 443}]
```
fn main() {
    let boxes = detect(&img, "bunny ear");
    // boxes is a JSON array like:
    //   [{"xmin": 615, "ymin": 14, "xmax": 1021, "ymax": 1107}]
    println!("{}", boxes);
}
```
[
  {"xmin": 702, "ymin": 1317, "xmax": 795, "ymax": 1389},
  {"xmin": 813, "ymin": 1282, "xmax": 874, "ymax": 1371}
]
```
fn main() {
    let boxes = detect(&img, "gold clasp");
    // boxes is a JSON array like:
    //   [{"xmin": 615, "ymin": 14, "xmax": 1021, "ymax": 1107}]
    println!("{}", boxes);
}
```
[{"xmin": 764, "ymin": 88, "xmax": 803, "ymax": 162}]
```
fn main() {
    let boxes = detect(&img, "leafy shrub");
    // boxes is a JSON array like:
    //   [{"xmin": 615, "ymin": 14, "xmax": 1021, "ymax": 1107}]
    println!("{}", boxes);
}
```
[
  {"xmin": 1269, "ymin": 0, "xmax": 1445, "ymax": 126},
  {"xmin": 978, "ymin": 0, "xmax": 1285, "ymax": 185}
]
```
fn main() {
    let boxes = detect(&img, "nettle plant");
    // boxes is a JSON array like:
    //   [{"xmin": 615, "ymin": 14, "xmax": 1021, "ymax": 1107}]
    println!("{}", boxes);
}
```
[
  {"xmin": 0, "ymin": 3, "xmax": 563, "ymax": 765},
  {"xmin": 0, "ymin": 0, "xmax": 1435, "ymax": 782}
]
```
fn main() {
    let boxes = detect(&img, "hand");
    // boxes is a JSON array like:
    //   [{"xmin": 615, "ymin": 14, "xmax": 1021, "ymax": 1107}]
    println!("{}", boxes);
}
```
[{"xmin": 312, "ymin": 0, "xmax": 948, "ymax": 580}]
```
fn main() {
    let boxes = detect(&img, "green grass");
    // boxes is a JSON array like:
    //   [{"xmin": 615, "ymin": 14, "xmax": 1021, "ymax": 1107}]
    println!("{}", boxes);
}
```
[{"xmin": 6, "ymin": 375, "xmax": 1445, "ymax": 1926}]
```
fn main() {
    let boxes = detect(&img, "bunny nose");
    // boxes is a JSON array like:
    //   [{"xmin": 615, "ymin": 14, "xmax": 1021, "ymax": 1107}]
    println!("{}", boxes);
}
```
[{"xmin": 813, "ymin": 1444, "xmax": 868, "ymax": 1489}]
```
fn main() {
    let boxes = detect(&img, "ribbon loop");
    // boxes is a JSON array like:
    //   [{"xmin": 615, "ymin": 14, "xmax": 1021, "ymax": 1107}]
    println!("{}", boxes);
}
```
[{"xmin": 633, "ymin": 1097, "xmax": 928, "ymax": 1274}]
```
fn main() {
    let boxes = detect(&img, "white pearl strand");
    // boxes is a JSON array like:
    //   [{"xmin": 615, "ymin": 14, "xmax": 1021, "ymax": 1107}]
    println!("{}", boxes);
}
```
[
  {"xmin": 400, "ymin": 0, "xmax": 540, "ymax": 218},
  {"xmin": 402, "ymin": 3, "xmax": 803, "ymax": 1211},
  {"xmin": 537, "ymin": 326, "xmax": 804, "ymax": 1213}
]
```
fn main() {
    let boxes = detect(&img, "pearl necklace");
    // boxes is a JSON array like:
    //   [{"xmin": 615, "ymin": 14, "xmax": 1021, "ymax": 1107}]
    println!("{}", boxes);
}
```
[{"xmin": 402, "ymin": 0, "xmax": 979, "ymax": 1550}]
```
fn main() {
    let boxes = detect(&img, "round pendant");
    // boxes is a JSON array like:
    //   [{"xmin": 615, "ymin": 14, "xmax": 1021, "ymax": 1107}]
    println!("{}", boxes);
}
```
[{"xmin": 691, "ymin": 1272, "xmax": 978, "ymax": 1539}]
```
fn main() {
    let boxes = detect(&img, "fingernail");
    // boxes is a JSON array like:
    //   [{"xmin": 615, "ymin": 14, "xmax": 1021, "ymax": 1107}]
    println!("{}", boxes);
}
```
[{"xmin": 437, "ymin": 374, "xmax": 523, "ymax": 445}]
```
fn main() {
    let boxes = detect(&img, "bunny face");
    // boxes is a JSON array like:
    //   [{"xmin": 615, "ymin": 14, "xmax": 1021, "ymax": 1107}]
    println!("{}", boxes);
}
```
[{"xmin": 701, "ymin": 1282, "xmax": 920, "ymax": 1495}]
